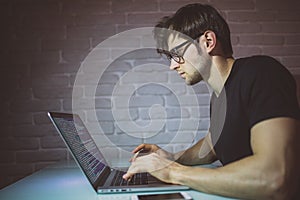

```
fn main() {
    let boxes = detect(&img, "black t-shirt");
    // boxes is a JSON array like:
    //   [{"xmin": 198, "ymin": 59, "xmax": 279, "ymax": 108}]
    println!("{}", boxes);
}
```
[{"xmin": 209, "ymin": 55, "xmax": 300, "ymax": 165}]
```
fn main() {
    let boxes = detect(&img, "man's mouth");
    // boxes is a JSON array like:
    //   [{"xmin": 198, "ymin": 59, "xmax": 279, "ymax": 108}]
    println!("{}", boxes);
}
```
[{"xmin": 178, "ymin": 72, "xmax": 185, "ymax": 78}]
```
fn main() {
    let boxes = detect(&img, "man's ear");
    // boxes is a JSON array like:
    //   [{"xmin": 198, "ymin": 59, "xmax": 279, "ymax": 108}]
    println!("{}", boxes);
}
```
[{"xmin": 203, "ymin": 30, "xmax": 217, "ymax": 54}]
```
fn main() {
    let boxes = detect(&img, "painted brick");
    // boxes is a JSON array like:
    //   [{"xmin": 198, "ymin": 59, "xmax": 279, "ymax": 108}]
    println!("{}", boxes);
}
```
[
  {"xmin": 112, "ymin": 109, "xmax": 139, "ymax": 121},
  {"xmin": 113, "ymin": 95, "xmax": 164, "ymax": 108},
  {"xmin": 82, "ymin": 49, "xmax": 110, "ymax": 62},
  {"xmin": 275, "ymin": 12, "xmax": 300, "ymax": 21},
  {"xmin": 87, "ymin": 109, "xmax": 139, "ymax": 122},
  {"xmin": 10, "ymin": 100, "xmax": 61, "ymax": 113},
  {"xmin": 32, "ymin": 87, "xmax": 83, "ymax": 99},
  {"xmin": 262, "ymin": 46, "xmax": 300, "ymax": 56},
  {"xmin": 256, "ymin": 0, "xmax": 300, "ymax": 11},
  {"xmin": 239, "ymin": 35, "xmax": 284, "ymax": 46},
  {"xmin": 136, "ymin": 84, "xmax": 172, "ymax": 95},
  {"xmin": 281, "ymin": 57, "xmax": 300, "ymax": 68},
  {"xmin": 128, "ymin": 13, "xmax": 167, "ymax": 25},
  {"xmin": 80, "ymin": 60, "xmax": 111, "ymax": 73},
  {"xmin": 111, "ymin": 0, "xmax": 158, "ymax": 13},
  {"xmin": 285, "ymin": 34, "xmax": 300, "ymax": 45},
  {"xmin": 11, "ymin": 124, "xmax": 57, "ymax": 137},
  {"xmin": 0, "ymin": 138, "xmax": 39, "ymax": 151},
  {"xmin": 41, "ymin": 135, "xmax": 67, "ymax": 149},
  {"xmin": 67, "ymin": 26, "xmax": 116, "ymax": 39},
  {"xmin": 100, "ymin": 37, "xmax": 141, "ymax": 48},
  {"xmin": 75, "ymin": 14, "xmax": 126, "ymax": 26},
  {"xmin": 4, "ymin": 39, "xmax": 41, "ymax": 52},
  {"xmin": 233, "ymin": 46, "xmax": 261, "ymax": 58},
  {"xmin": 22, "ymin": 15, "xmax": 74, "ymax": 29},
  {"xmin": 63, "ymin": 97, "xmax": 112, "ymax": 111},
  {"xmin": 41, "ymin": 39, "xmax": 90, "ymax": 51},
  {"xmin": 7, "ymin": 52, "xmax": 60, "ymax": 65},
  {"xmin": 229, "ymin": 23, "xmax": 261, "ymax": 34},
  {"xmin": 261, "ymin": 22, "xmax": 300, "ymax": 33},
  {"xmin": 0, "ymin": 2, "xmax": 12, "ymax": 16},
  {"xmin": 10, "ymin": 113, "xmax": 33, "ymax": 125},
  {"xmin": 116, "ymin": 24, "xmax": 156, "ymax": 33},
  {"xmin": 16, "ymin": 150, "xmax": 68, "ymax": 163},
  {"xmin": 140, "ymin": 107, "xmax": 190, "ymax": 120},
  {"xmin": 160, "ymin": 0, "xmax": 208, "ymax": 12},
  {"xmin": 87, "ymin": 122, "xmax": 114, "ymax": 135},
  {"xmin": 33, "ymin": 113, "xmax": 52, "ymax": 125},
  {"xmin": 85, "ymin": 84, "xmax": 115, "ymax": 97},
  {"xmin": 106, "ymin": 60, "xmax": 133, "ymax": 72},
  {"xmin": 103, "ymin": 133, "xmax": 143, "ymax": 147},
  {"xmin": 15, "ymin": 27, "xmax": 66, "ymax": 40},
  {"xmin": 210, "ymin": 0, "xmax": 255, "ymax": 10},
  {"xmin": 0, "ymin": 151, "xmax": 15, "ymax": 163},
  {"xmin": 72, "ymin": 72, "xmax": 117, "ymax": 86},
  {"xmin": 13, "ymin": 2, "xmax": 60, "ymax": 15},
  {"xmin": 31, "ymin": 75, "xmax": 70, "ymax": 88},
  {"xmin": 31, "ymin": 63, "xmax": 80, "ymax": 76},
  {"xmin": 62, "ymin": 50, "xmax": 90, "ymax": 63},
  {"xmin": 62, "ymin": 1, "xmax": 110, "ymax": 15},
  {"xmin": 228, "ymin": 11, "xmax": 276, "ymax": 22},
  {"xmin": 112, "ymin": 49, "xmax": 161, "ymax": 60},
  {"xmin": 120, "ymin": 71, "xmax": 168, "ymax": 83}
]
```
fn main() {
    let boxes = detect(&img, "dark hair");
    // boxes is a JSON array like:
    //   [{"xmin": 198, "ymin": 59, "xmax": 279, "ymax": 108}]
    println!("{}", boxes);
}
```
[{"xmin": 154, "ymin": 3, "xmax": 233, "ymax": 56}]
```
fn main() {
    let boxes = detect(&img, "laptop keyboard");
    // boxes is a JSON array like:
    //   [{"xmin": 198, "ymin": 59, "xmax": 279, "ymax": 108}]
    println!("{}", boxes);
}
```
[{"xmin": 111, "ymin": 170, "xmax": 148, "ymax": 186}]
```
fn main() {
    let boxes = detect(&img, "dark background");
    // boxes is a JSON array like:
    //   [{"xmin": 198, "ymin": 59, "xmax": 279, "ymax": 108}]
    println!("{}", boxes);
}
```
[{"xmin": 0, "ymin": 0, "xmax": 300, "ymax": 189}]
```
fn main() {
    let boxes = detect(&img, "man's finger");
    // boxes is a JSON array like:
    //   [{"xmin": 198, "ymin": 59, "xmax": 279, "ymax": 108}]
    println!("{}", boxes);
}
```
[
  {"xmin": 132, "ymin": 144, "xmax": 146, "ymax": 153},
  {"xmin": 122, "ymin": 172, "xmax": 133, "ymax": 181}
]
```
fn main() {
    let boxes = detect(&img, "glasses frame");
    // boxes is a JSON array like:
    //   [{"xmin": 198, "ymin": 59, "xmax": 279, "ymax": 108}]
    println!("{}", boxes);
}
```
[{"xmin": 164, "ymin": 33, "xmax": 204, "ymax": 64}]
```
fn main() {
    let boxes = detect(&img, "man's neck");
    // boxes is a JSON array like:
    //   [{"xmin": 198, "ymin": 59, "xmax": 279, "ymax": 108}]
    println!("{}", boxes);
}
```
[{"xmin": 206, "ymin": 56, "xmax": 235, "ymax": 96}]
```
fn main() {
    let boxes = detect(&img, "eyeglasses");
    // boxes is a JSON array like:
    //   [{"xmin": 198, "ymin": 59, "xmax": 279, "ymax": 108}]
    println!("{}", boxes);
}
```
[
  {"xmin": 163, "ymin": 33, "xmax": 204, "ymax": 64},
  {"xmin": 165, "ymin": 40, "xmax": 192, "ymax": 64}
]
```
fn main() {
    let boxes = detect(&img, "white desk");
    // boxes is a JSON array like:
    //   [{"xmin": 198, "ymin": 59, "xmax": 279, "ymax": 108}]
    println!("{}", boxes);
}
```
[{"xmin": 0, "ymin": 160, "xmax": 238, "ymax": 200}]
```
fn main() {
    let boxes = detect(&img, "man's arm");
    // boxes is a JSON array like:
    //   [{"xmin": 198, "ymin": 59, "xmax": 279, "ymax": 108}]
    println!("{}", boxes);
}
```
[
  {"xmin": 171, "ymin": 117, "xmax": 300, "ymax": 199},
  {"xmin": 124, "ymin": 117, "xmax": 299, "ymax": 199},
  {"xmin": 130, "ymin": 132, "xmax": 217, "ymax": 166},
  {"xmin": 175, "ymin": 132, "xmax": 217, "ymax": 165}
]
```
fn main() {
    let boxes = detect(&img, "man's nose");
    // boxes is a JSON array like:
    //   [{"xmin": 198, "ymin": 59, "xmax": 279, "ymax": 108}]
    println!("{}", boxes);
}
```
[{"xmin": 169, "ymin": 59, "xmax": 179, "ymax": 70}]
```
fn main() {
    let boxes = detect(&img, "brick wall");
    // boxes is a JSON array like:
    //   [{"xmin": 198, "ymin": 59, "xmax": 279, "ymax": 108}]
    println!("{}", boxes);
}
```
[{"xmin": 0, "ymin": 0, "xmax": 299, "ymax": 189}]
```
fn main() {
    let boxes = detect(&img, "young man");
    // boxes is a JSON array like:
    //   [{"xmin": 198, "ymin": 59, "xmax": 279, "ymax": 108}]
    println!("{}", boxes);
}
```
[{"xmin": 123, "ymin": 3, "xmax": 300, "ymax": 199}]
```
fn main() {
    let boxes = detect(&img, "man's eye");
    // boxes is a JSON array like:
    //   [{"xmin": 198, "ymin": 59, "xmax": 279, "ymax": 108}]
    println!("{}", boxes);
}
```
[{"xmin": 173, "ymin": 48, "xmax": 180, "ymax": 54}]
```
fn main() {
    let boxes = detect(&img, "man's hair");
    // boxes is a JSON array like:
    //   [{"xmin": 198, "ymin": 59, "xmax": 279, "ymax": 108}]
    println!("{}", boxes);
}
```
[{"xmin": 154, "ymin": 3, "xmax": 233, "ymax": 57}]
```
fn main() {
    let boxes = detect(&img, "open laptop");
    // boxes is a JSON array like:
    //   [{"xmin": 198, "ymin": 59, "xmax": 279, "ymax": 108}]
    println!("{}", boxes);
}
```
[{"xmin": 48, "ymin": 112, "xmax": 189, "ymax": 194}]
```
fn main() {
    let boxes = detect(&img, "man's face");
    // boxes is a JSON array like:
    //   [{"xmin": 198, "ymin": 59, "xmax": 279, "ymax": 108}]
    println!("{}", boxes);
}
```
[{"xmin": 167, "ymin": 34, "xmax": 210, "ymax": 85}]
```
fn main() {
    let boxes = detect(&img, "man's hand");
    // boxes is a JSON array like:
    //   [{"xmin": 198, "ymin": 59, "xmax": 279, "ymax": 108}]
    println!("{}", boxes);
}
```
[
  {"xmin": 131, "ymin": 143, "xmax": 175, "ymax": 161},
  {"xmin": 123, "ymin": 152, "xmax": 183, "ymax": 184}
]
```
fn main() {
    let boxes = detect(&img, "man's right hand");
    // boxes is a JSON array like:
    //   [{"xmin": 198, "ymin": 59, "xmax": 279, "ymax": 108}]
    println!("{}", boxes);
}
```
[{"xmin": 131, "ymin": 143, "xmax": 175, "ymax": 161}]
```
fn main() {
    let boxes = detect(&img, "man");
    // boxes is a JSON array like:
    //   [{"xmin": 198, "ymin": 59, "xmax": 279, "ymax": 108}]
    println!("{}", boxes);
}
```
[{"xmin": 123, "ymin": 3, "xmax": 300, "ymax": 199}]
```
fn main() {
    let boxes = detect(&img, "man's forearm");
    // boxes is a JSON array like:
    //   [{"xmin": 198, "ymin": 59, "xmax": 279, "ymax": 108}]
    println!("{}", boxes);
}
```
[
  {"xmin": 170, "ymin": 155, "xmax": 296, "ymax": 200},
  {"xmin": 174, "ymin": 136, "xmax": 217, "ymax": 165}
]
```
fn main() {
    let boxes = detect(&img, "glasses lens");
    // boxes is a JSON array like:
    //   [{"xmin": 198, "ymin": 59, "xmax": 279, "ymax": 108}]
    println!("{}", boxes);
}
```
[{"xmin": 163, "ymin": 51, "xmax": 185, "ymax": 64}]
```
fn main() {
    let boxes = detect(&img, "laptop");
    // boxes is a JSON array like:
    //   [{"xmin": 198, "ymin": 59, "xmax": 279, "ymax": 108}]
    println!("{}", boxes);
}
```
[{"xmin": 48, "ymin": 112, "xmax": 189, "ymax": 194}]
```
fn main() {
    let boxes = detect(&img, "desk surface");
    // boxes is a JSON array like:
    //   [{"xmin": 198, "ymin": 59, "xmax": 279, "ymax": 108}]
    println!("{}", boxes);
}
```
[{"xmin": 0, "ymin": 161, "xmax": 237, "ymax": 200}]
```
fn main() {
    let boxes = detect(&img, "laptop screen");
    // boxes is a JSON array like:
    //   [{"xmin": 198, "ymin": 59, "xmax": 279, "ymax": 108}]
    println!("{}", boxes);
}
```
[{"xmin": 49, "ymin": 112, "xmax": 107, "ymax": 185}]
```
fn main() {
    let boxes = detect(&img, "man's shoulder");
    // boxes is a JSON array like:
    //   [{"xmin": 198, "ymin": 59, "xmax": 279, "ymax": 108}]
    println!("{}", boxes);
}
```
[
  {"xmin": 237, "ymin": 55, "xmax": 281, "ymax": 70},
  {"xmin": 235, "ymin": 55, "xmax": 289, "ymax": 78}
]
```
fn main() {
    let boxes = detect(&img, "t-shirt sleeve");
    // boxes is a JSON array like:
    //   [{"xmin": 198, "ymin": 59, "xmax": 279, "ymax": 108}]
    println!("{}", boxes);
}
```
[{"xmin": 245, "ymin": 56, "xmax": 300, "ymax": 128}]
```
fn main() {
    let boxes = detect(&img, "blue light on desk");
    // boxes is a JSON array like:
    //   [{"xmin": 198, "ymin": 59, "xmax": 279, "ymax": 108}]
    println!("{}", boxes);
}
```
[{"xmin": 0, "ymin": 161, "xmax": 236, "ymax": 200}]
